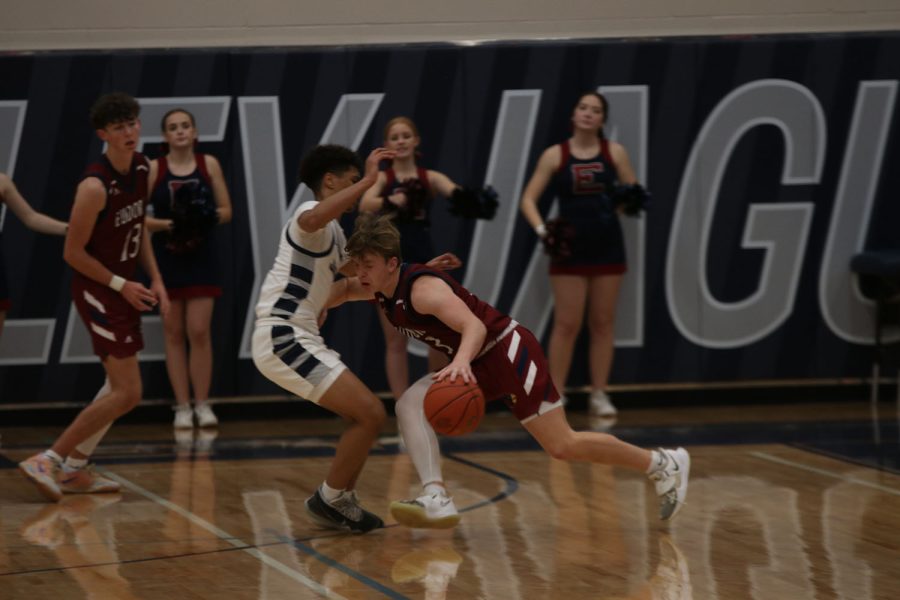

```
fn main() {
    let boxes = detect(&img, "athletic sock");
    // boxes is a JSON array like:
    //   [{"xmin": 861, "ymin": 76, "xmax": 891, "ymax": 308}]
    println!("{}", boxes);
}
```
[
  {"xmin": 44, "ymin": 450, "xmax": 64, "ymax": 464},
  {"xmin": 320, "ymin": 481, "xmax": 343, "ymax": 503},
  {"xmin": 424, "ymin": 482, "xmax": 447, "ymax": 497},
  {"xmin": 646, "ymin": 449, "xmax": 668, "ymax": 474},
  {"xmin": 64, "ymin": 457, "xmax": 88, "ymax": 471}
]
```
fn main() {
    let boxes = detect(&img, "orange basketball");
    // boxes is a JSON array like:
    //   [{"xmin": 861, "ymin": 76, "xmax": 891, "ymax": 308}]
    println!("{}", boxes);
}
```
[{"xmin": 424, "ymin": 378, "xmax": 485, "ymax": 436}]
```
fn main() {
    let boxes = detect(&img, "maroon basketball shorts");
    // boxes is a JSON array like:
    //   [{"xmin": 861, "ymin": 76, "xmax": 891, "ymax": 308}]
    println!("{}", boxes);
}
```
[
  {"xmin": 72, "ymin": 278, "xmax": 143, "ymax": 359},
  {"xmin": 473, "ymin": 321, "xmax": 562, "ymax": 422}
]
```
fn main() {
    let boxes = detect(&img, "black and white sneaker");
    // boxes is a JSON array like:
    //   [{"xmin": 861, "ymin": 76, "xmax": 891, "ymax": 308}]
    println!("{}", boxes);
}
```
[{"xmin": 304, "ymin": 488, "xmax": 384, "ymax": 534}]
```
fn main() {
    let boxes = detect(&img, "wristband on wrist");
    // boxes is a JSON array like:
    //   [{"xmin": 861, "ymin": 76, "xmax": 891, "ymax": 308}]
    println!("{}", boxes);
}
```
[
  {"xmin": 535, "ymin": 223, "xmax": 548, "ymax": 238},
  {"xmin": 109, "ymin": 275, "xmax": 126, "ymax": 292}
]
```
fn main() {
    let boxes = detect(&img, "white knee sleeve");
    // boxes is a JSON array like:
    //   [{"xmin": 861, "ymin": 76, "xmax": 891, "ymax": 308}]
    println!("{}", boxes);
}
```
[
  {"xmin": 396, "ymin": 373, "xmax": 444, "ymax": 486},
  {"xmin": 74, "ymin": 379, "xmax": 112, "ymax": 457}
]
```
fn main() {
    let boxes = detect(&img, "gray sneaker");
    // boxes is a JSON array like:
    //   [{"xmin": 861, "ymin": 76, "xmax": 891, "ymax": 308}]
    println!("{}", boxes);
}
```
[
  {"xmin": 649, "ymin": 448, "xmax": 690, "ymax": 520},
  {"xmin": 304, "ymin": 488, "xmax": 383, "ymax": 534}
]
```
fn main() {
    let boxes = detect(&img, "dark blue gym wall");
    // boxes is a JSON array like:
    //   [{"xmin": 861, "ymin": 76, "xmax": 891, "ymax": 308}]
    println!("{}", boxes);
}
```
[{"xmin": 0, "ymin": 33, "xmax": 897, "ymax": 404}]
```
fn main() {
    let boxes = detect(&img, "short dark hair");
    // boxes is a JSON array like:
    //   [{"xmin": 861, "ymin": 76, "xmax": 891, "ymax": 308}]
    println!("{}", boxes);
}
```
[
  {"xmin": 89, "ymin": 92, "xmax": 141, "ymax": 130},
  {"xmin": 297, "ymin": 144, "xmax": 364, "ymax": 195},
  {"xmin": 345, "ymin": 213, "xmax": 402, "ymax": 261}
]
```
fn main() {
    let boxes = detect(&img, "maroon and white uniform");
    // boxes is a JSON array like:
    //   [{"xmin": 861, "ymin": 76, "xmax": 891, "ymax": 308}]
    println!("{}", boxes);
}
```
[
  {"xmin": 375, "ymin": 263, "xmax": 561, "ymax": 421},
  {"xmin": 71, "ymin": 153, "xmax": 150, "ymax": 358}
]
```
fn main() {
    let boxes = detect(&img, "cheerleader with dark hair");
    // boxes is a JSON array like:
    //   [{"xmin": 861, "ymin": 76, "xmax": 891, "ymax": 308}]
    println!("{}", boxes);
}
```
[{"xmin": 520, "ymin": 91, "xmax": 645, "ymax": 417}]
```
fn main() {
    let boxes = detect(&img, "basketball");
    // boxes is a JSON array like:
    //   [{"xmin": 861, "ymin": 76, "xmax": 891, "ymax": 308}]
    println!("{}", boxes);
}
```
[{"xmin": 424, "ymin": 378, "xmax": 485, "ymax": 436}]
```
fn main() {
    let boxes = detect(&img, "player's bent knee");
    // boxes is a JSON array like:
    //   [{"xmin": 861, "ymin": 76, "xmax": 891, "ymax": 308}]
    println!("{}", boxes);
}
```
[
  {"xmin": 122, "ymin": 389, "xmax": 142, "ymax": 412},
  {"xmin": 544, "ymin": 441, "xmax": 572, "ymax": 461},
  {"xmin": 354, "ymin": 396, "xmax": 387, "ymax": 430},
  {"xmin": 541, "ymin": 434, "xmax": 580, "ymax": 461},
  {"xmin": 395, "ymin": 394, "xmax": 418, "ymax": 416},
  {"xmin": 106, "ymin": 389, "xmax": 141, "ymax": 417}
]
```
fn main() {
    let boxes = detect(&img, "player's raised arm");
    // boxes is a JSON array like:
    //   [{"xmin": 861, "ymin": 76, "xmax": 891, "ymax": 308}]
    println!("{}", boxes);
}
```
[{"xmin": 298, "ymin": 147, "xmax": 395, "ymax": 232}]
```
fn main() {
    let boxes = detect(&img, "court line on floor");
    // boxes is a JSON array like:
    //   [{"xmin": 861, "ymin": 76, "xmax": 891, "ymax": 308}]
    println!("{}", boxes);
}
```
[
  {"xmin": 750, "ymin": 451, "xmax": 900, "ymax": 496},
  {"xmin": 278, "ymin": 535, "xmax": 410, "ymax": 600},
  {"xmin": 269, "ymin": 453, "xmax": 518, "ymax": 598},
  {"xmin": 101, "ymin": 470, "xmax": 350, "ymax": 600},
  {"xmin": 446, "ymin": 453, "xmax": 519, "ymax": 512}
]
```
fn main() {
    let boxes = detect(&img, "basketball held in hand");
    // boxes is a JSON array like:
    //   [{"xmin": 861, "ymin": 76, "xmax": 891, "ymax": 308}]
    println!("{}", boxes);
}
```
[{"xmin": 424, "ymin": 378, "xmax": 485, "ymax": 436}]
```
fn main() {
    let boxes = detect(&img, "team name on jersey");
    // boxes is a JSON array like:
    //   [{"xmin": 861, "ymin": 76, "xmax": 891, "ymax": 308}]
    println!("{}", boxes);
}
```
[{"xmin": 114, "ymin": 199, "xmax": 145, "ymax": 227}]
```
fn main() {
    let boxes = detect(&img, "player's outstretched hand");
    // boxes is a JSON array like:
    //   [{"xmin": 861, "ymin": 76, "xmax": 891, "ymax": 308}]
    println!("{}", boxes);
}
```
[{"xmin": 425, "ymin": 252, "xmax": 462, "ymax": 271}]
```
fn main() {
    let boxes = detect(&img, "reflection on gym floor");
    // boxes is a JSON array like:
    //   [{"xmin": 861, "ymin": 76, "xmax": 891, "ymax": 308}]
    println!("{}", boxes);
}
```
[{"xmin": 2, "ymin": 400, "xmax": 899, "ymax": 599}]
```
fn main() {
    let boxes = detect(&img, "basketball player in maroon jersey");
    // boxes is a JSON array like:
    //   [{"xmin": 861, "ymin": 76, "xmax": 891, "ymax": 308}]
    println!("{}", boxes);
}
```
[
  {"xmin": 19, "ymin": 92, "xmax": 170, "ymax": 501},
  {"xmin": 331, "ymin": 214, "xmax": 689, "ymax": 528}
]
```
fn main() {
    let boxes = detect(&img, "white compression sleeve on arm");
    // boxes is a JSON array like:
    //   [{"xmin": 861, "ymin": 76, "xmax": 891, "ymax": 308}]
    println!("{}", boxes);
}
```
[{"xmin": 396, "ymin": 373, "xmax": 444, "ymax": 487}]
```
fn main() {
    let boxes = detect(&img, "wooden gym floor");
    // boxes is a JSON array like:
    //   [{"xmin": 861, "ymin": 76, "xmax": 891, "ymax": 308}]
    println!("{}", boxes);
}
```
[{"xmin": 1, "ymin": 398, "xmax": 899, "ymax": 599}]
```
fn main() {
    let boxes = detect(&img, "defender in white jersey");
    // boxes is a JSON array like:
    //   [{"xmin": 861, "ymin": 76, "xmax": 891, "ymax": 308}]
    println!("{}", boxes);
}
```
[
  {"xmin": 253, "ymin": 203, "xmax": 351, "ymax": 400},
  {"xmin": 252, "ymin": 144, "xmax": 394, "ymax": 534}
]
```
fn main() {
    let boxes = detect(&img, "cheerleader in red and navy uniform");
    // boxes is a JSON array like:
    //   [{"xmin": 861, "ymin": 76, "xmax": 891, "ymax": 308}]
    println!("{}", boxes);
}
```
[
  {"xmin": 359, "ymin": 116, "xmax": 463, "ymax": 402},
  {"xmin": 0, "ymin": 173, "xmax": 68, "ymax": 339},
  {"xmin": 146, "ymin": 108, "xmax": 233, "ymax": 430},
  {"xmin": 520, "ymin": 91, "xmax": 639, "ymax": 417}
]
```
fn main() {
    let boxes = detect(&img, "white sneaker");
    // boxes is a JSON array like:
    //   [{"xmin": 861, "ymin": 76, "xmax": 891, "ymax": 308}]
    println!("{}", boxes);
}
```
[
  {"xmin": 194, "ymin": 402, "xmax": 218, "ymax": 428},
  {"xmin": 649, "ymin": 448, "xmax": 690, "ymax": 521},
  {"xmin": 19, "ymin": 453, "xmax": 63, "ymax": 501},
  {"xmin": 589, "ymin": 390, "xmax": 617, "ymax": 416},
  {"xmin": 390, "ymin": 493, "xmax": 460, "ymax": 529},
  {"xmin": 173, "ymin": 405, "xmax": 193, "ymax": 429}
]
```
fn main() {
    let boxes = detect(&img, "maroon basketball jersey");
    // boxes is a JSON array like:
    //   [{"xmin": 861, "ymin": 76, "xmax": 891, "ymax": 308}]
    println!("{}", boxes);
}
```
[
  {"xmin": 375, "ymin": 263, "xmax": 512, "ymax": 357},
  {"xmin": 78, "ymin": 153, "xmax": 150, "ymax": 279}
]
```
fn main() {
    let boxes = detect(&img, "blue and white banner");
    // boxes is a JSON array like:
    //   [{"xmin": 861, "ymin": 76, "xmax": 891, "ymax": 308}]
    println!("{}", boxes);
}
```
[{"xmin": 1, "ymin": 33, "xmax": 898, "ymax": 403}]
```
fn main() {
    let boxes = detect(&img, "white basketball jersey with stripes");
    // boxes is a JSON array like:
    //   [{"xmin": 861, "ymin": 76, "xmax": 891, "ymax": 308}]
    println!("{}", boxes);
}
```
[{"xmin": 254, "ymin": 201, "xmax": 348, "ymax": 331}]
